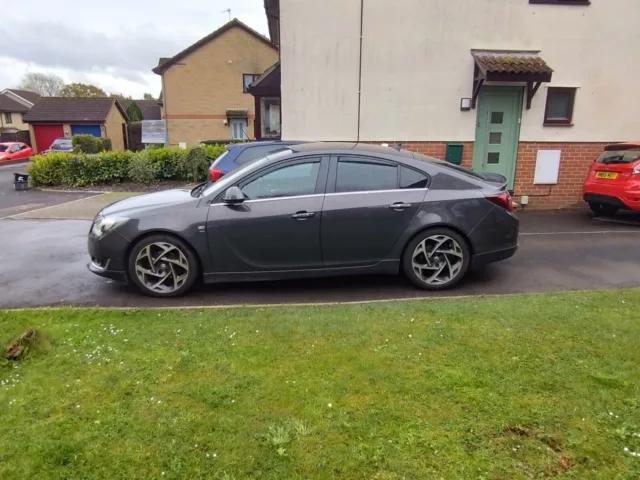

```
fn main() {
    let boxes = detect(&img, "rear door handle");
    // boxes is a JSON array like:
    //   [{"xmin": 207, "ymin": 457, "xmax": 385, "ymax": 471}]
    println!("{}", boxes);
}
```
[
  {"xmin": 291, "ymin": 211, "xmax": 315, "ymax": 220},
  {"xmin": 389, "ymin": 202, "xmax": 412, "ymax": 210}
]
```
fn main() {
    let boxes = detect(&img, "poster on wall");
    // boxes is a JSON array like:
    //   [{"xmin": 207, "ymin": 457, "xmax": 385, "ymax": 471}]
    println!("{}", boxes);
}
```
[{"xmin": 141, "ymin": 120, "xmax": 166, "ymax": 145}]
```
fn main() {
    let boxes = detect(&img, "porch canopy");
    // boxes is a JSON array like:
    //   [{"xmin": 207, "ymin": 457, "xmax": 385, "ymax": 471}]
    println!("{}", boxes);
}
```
[{"xmin": 471, "ymin": 50, "xmax": 553, "ymax": 109}]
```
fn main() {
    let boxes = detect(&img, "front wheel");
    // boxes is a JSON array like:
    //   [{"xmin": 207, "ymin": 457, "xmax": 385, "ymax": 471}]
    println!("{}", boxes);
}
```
[
  {"xmin": 589, "ymin": 203, "xmax": 618, "ymax": 217},
  {"xmin": 128, "ymin": 234, "xmax": 199, "ymax": 297},
  {"xmin": 402, "ymin": 228, "xmax": 471, "ymax": 290}
]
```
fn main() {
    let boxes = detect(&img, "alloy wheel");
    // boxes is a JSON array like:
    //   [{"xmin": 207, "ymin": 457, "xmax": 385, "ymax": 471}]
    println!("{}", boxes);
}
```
[
  {"xmin": 134, "ymin": 242, "xmax": 190, "ymax": 294},
  {"xmin": 411, "ymin": 235, "xmax": 464, "ymax": 286}
]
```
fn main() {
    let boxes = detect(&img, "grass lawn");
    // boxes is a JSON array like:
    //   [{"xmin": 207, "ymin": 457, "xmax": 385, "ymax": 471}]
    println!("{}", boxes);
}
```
[{"xmin": 1, "ymin": 291, "xmax": 640, "ymax": 479}]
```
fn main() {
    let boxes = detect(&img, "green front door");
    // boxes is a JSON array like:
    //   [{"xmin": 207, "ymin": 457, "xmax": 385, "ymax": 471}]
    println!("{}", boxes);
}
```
[{"xmin": 472, "ymin": 87, "xmax": 523, "ymax": 189}]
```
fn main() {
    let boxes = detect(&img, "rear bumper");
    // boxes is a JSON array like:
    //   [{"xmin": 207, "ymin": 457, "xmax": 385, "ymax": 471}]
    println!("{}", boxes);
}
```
[
  {"xmin": 583, "ymin": 181, "xmax": 640, "ymax": 210},
  {"xmin": 473, "ymin": 245, "xmax": 518, "ymax": 267}
]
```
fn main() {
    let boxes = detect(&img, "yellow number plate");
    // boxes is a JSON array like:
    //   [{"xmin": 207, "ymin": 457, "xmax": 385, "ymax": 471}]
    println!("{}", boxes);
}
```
[{"xmin": 596, "ymin": 172, "xmax": 618, "ymax": 180}]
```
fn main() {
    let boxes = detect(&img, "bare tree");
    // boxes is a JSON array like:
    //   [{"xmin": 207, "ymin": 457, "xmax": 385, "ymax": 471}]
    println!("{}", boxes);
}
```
[{"xmin": 17, "ymin": 72, "xmax": 65, "ymax": 96}]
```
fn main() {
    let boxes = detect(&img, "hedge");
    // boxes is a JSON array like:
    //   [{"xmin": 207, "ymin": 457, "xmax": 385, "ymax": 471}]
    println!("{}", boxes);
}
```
[
  {"xmin": 72, "ymin": 134, "xmax": 112, "ymax": 154},
  {"xmin": 26, "ymin": 144, "xmax": 226, "ymax": 187}
]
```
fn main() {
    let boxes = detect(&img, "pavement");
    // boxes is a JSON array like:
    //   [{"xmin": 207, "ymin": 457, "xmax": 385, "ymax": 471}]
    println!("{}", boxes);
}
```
[
  {"xmin": 0, "ymin": 161, "xmax": 93, "ymax": 219},
  {"xmin": 1, "ymin": 201, "xmax": 640, "ymax": 308}
]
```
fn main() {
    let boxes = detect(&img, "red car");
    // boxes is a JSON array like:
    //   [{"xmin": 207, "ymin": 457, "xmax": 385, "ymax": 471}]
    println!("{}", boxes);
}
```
[
  {"xmin": 0, "ymin": 142, "xmax": 34, "ymax": 163},
  {"xmin": 583, "ymin": 142, "xmax": 640, "ymax": 216}
]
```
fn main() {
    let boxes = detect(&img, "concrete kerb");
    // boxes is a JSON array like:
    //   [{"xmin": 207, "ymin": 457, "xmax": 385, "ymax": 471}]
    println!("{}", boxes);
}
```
[{"xmin": 2, "ymin": 288, "xmax": 634, "ymax": 312}]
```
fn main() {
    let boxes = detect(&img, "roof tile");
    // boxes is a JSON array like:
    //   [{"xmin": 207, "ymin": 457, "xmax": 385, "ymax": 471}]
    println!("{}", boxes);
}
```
[
  {"xmin": 23, "ymin": 97, "xmax": 124, "ymax": 123},
  {"xmin": 473, "ymin": 51, "xmax": 553, "ymax": 75}
]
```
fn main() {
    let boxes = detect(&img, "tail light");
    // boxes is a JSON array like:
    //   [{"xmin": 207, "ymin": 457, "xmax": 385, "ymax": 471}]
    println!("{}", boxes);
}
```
[
  {"xmin": 208, "ymin": 169, "xmax": 223, "ymax": 181},
  {"xmin": 487, "ymin": 192, "xmax": 515, "ymax": 211}
]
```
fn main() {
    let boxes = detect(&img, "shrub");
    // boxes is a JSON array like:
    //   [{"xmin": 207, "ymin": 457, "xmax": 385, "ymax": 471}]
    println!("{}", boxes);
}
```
[
  {"xmin": 72, "ymin": 134, "xmax": 112, "ymax": 154},
  {"xmin": 178, "ymin": 146, "xmax": 209, "ymax": 182},
  {"xmin": 26, "ymin": 144, "xmax": 228, "ymax": 187},
  {"xmin": 128, "ymin": 151, "xmax": 155, "ymax": 184}
]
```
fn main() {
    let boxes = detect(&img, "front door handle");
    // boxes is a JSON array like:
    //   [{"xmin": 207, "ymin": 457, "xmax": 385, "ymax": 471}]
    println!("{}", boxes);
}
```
[
  {"xmin": 389, "ymin": 202, "xmax": 412, "ymax": 210},
  {"xmin": 291, "ymin": 211, "xmax": 315, "ymax": 220}
]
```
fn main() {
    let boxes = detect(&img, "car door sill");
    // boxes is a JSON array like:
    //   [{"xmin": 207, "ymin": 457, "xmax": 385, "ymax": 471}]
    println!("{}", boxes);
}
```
[{"xmin": 203, "ymin": 260, "xmax": 400, "ymax": 283}]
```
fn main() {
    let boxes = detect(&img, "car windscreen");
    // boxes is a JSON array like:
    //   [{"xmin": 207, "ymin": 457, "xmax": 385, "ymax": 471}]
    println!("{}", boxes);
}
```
[
  {"xmin": 235, "ymin": 145, "xmax": 290, "ymax": 165},
  {"xmin": 0, "ymin": 145, "xmax": 8, "ymax": 152},
  {"xmin": 210, "ymin": 150, "xmax": 229, "ymax": 168},
  {"xmin": 201, "ymin": 149, "xmax": 294, "ymax": 197},
  {"xmin": 596, "ymin": 149, "xmax": 640, "ymax": 165},
  {"xmin": 52, "ymin": 139, "xmax": 72, "ymax": 148}
]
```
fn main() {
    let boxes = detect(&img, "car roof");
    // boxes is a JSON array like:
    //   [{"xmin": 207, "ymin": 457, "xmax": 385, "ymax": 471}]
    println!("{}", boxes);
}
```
[
  {"xmin": 228, "ymin": 140, "xmax": 302, "ymax": 150},
  {"xmin": 605, "ymin": 142, "xmax": 640, "ymax": 150},
  {"xmin": 290, "ymin": 142, "xmax": 416, "ymax": 159}
]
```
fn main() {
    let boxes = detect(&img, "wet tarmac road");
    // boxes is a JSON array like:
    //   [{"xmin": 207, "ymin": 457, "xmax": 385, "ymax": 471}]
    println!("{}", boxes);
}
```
[{"xmin": 1, "ymin": 211, "xmax": 640, "ymax": 308}]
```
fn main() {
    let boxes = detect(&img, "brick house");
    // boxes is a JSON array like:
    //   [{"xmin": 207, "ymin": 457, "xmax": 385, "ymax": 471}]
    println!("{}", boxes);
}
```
[
  {"xmin": 264, "ymin": 0, "xmax": 639, "ymax": 209},
  {"xmin": 153, "ymin": 18, "xmax": 278, "ymax": 145},
  {"xmin": 24, "ymin": 98, "xmax": 128, "ymax": 153},
  {"xmin": 0, "ymin": 89, "xmax": 41, "ymax": 142}
]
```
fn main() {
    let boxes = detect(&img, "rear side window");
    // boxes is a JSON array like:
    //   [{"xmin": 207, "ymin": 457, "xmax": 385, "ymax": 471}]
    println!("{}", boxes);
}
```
[
  {"xmin": 235, "ymin": 145, "xmax": 286, "ymax": 165},
  {"xmin": 400, "ymin": 167, "xmax": 428, "ymax": 189},
  {"xmin": 596, "ymin": 149, "xmax": 640, "ymax": 165},
  {"xmin": 336, "ymin": 157, "xmax": 398, "ymax": 193}
]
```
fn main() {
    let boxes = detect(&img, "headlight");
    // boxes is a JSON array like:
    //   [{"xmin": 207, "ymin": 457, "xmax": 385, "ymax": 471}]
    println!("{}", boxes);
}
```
[{"xmin": 91, "ymin": 216, "xmax": 128, "ymax": 238}]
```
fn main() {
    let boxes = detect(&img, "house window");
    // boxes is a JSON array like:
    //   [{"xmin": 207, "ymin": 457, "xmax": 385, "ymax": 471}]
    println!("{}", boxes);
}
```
[
  {"xmin": 529, "ymin": 0, "xmax": 590, "ymax": 5},
  {"xmin": 544, "ymin": 88, "xmax": 576, "ymax": 126},
  {"xmin": 260, "ymin": 97, "xmax": 281, "ymax": 138},
  {"xmin": 242, "ymin": 74, "xmax": 261, "ymax": 93},
  {"xmin": 4, "ymin": 112, "xmax": 12, "ymax": 124}
]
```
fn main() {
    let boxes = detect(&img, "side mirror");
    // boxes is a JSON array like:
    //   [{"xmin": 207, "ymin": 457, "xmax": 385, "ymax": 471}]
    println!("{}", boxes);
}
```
[{"xmin": 222, "ymin": 186, "xmax": 246, "ymax": 204}]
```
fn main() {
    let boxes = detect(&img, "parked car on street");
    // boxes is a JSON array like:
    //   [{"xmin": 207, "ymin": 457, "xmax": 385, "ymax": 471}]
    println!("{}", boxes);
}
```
[
  {"xmin": 0, "ymin": 142, "xmax": 33, "ymax": 162},
  {"xmin": 583, "ymin": 142, "xmax": 640, "ymax": 215},
  {"xmin": 45, "ymin": 137, "xmax": 73, "ymax": 154},
  {"xmin": 88, "ymin": 143, "xmax": 519, "ymax": 297},
  {"xmin": 207, "ymin": 140, "xmax": 303, "ymax": 181}
]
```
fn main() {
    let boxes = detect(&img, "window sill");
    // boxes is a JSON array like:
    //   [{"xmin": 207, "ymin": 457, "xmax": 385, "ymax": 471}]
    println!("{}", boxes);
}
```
[
  {"xmin": 543, "ymin": 123, "xmax": 574, "ymax": 127},
  {"xmin": 529, "ymin": 0, "xmax": 590, "ymax": 5}
]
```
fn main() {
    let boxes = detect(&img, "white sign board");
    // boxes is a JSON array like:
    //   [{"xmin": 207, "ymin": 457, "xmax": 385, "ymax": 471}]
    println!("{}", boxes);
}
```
[
  {"xmin": 533, "ymin": 150, "xmax": 561, "ymax": 185},
  {"xmin": 141, "ymin": 120, "xmax": 166, "ymax": 144}
]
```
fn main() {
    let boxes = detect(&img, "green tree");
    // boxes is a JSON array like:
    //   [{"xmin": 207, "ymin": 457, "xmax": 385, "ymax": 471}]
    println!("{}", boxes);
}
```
[
  {"xmin": 17, "ymin": 72, "xmax": 64, "ymax": 96},
  {"xmin": 59, "ymin": 82, "xmax": 107, "ymax": 98},
  {"xmin": 109, "ymin": 93, "xmax": 132, "ymax": 100},
  {"xmin": 143, "ymin": 93, "xmax": 155, "ymax": 100},
  {"xmin": 126, "ymin": 101, "xmax": 144, "ymax": 122}
]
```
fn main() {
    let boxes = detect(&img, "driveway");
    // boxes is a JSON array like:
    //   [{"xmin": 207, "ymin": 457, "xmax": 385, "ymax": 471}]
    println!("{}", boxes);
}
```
[
  {"xmin": 1, "ymin": 210, "xmax": 640, "ymax": 308},
  {"xmin": 0, "ymin": 161, "xmax": 92, "ymax": 218}
]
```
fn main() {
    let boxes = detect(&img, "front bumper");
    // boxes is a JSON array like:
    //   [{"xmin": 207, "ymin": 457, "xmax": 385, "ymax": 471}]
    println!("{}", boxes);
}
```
[{"xmin": 87, "ymin": 230, "xmax": 129, "ymax": 284}]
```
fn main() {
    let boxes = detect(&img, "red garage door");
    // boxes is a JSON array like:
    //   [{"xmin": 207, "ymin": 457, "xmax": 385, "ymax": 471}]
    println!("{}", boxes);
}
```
[{"xmin": 33, "ymin": 125, "xmax": 64, "ymax": 153}]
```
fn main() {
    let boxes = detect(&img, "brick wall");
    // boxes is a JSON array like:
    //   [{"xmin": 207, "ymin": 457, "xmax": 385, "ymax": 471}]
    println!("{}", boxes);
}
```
[
  {"xmin": 162, "ymin": 26, "xmax": 278, "ymax": 145},
  {"xmin": 388, "ymin": 141, "xmax": 609, "ymax": 210}
]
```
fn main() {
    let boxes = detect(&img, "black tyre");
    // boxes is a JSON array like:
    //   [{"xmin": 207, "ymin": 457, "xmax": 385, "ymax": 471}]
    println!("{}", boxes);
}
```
[
  {"xmin": 128, "ymin": 234, "xmax": 199, "ymax": 297},
  {"xmin": 589, "ymin": 203, "xmax": 618, "ymax": 217},
  {"xmin": 402, "ymin": 228, "xmax": 471, "ymax": 290}
]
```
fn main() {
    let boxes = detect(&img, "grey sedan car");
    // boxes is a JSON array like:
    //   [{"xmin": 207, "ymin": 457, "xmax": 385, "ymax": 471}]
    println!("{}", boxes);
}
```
[{"xmin": 88, "ymin": 143, "xmax": 518, "ymax": 297}]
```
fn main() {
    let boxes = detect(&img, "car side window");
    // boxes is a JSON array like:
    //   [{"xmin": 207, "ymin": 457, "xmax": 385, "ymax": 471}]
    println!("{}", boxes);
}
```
[
  {"xmin": 242, "ymin": 161, "xmax": 321, "ymax": 200},
  {"xmin": 336, "ymin": 157, "xmax": 398, "ymax": 193},
  {"xmin": 10, "ymin": 144, "xmax": 21, "ymax": 152},
  {"xmin": 400, "ymin": 167, "xmax": 428, "ymax": 189},
  {"xmin": 236, "ymin": 145, "xmax": 285, "ymax": 165}
]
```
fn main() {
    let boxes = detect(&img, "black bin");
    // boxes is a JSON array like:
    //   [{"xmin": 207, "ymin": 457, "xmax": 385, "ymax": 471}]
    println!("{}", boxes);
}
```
[{"xmin": 13, "ymin": 173, "xmax": 29, "ymax": 191}]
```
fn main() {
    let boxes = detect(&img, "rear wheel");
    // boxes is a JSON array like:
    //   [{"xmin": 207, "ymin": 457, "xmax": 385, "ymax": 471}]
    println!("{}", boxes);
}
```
[
  {"xmin": 589, "ymin": 203, "xmax": 618, "ymax": 217},
  {"xmin": 402, "ymin": 228, "xmax": 471, "ymax": 290},
  {"xmin": 128, "ymin": 234, "xmax": 199, "ymax": 297}
]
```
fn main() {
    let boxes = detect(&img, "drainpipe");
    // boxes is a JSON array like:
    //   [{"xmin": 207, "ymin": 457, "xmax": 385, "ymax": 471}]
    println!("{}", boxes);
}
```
[{"xmin": 356, "ymin": 0, "xmax": 364, "ymax": 142}]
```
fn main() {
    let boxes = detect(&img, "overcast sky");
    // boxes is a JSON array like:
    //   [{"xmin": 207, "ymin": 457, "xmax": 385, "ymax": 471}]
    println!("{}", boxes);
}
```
[{"xmin": 0, "ymin": 0, "xmax": 268, "ymax": 98}]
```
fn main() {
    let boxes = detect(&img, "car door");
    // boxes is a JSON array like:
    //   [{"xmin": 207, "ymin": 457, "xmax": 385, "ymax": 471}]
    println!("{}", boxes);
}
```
[
  {"xmin": 321, "ymin": 156, "xmax": 429, "ymax": 267},
  {"xmin": 206, "ymin": 156, "xmax": 329, "ymax": 272}
]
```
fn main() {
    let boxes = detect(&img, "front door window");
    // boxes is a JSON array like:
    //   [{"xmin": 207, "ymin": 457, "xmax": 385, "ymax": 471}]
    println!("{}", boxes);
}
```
[
  {"xmin": 472, "ymin": 87, "xmax": 523, "ymax": 189},
  {"xmin": 260, "ymin": 97, "xmax": 281, "ymax": 139}
]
